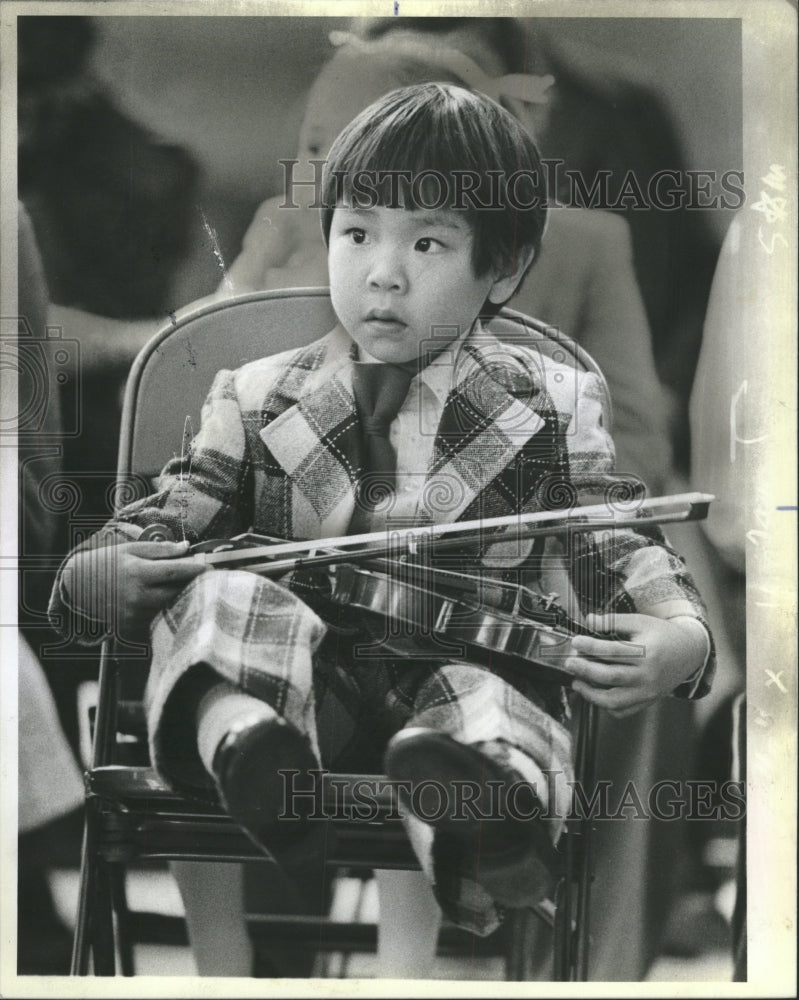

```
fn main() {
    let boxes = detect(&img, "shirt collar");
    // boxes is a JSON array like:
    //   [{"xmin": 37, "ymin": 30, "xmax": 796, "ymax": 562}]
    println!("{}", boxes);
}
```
[{"xmin": 357, "ymin": 320, "xmax": 482, "ymax": 408}]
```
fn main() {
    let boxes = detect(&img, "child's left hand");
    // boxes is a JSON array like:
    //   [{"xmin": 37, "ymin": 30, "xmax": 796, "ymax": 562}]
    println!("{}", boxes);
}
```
[{"xmin": 565, "ymin": 614, "xmax": 708, "ymax": 718}]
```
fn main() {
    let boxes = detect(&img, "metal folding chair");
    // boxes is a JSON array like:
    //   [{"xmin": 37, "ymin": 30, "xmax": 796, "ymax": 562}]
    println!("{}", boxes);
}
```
[{"xmin": 69, "ymin": 289, "xmax": 603, "ymax": 980}]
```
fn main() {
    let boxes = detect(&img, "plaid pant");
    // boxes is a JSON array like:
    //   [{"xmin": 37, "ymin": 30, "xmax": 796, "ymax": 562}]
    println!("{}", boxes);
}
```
[{"xmin": 147, "ymin": 570, "xmax": 573, "ymax": 936}]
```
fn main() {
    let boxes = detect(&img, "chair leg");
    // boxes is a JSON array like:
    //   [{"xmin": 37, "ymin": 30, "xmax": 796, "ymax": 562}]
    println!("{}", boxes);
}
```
[
  {"xmin": 552, "ymin": 874, "xmax": 572, "ymax": 980},
  {"xmin": 504, "ymin": 907, "xmax": 553, "ymax": 981},
  {"xmin": 573, "ymin": 821, "xmax": 594, "ymax": 980},
  {"xmin": 506, "ymin": 702, "xmax": 600, "ymax": 982},
  {"xmin": 111, "ymin": 866, "xmax": 135, "ymax": 976},
  {"xmin": 72, "ymin": 802, "xmax": 117, "ymax": 976},
  {"xmin": 91, "ymin": 858, "xmax": 117, "ymax": 975},
  {"xmin": 70, "ymin": 816, "xmax": 95, "ymax": 976},
  {"xmin": 553, "ymin": 839, "xmax": 593, "ymax": 982},
  {"xmin": 571, "ymin": 702, "xmax": 599, "ymax": 981}
]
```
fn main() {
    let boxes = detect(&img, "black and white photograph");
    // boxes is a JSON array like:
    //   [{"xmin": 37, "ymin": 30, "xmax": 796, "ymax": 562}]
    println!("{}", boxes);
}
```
[{"xmin": 1, "ymin": 1, "xmax": 795, "ymax": 994}]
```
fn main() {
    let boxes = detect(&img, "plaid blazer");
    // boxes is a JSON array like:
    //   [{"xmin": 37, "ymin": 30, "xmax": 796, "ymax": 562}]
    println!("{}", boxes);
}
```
[
  {"xmin": 50, "ymin": 321, "xmax": 713, "ymax": 698},
  {"xmin": 47, "ymin": 322, "xmax": 715, "ymax": 935}
]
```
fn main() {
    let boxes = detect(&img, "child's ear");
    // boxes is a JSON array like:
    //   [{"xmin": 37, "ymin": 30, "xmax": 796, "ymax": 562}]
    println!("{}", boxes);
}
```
[{"xmin": 486, "ymin": 246, "xmax": 537, "ymax": 305}]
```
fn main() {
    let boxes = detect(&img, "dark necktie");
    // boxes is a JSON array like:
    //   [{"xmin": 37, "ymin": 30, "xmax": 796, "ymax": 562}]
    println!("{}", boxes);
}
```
[{"xmin": 350, "ymin": 361, "xmax": 417, "ymax": 529}]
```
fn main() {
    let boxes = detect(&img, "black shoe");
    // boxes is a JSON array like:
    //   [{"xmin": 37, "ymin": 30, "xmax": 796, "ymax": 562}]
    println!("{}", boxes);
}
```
[
  {"xmin": 212, "ymin": 715, "xmax": 318, "ymax": 851},
  {"xmin": 384, "ymin": 727, "xmax": 558, "ymax": 904}
]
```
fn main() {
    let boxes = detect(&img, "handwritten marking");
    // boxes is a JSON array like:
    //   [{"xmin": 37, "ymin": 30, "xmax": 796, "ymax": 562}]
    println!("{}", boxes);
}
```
[
  {"xmin": 730, "ymin": 380, "xmax": 769, "ymax": 462},
  {"xmin": 765, "ymin": 670, "xmax": 787, "ymax": 693},
  {"xmin": 753, "ymin": 505, "xmax": 769, "ymax": 530},
  {"xmin": 754, "ymin": 708, "xmax": 773, "ymax": 728},
  {"xmin": 762, "ymin": 164, "xmax": 787, "ymax": 191},
  {"xmin": 750, "ymin": 190, "xmax": 788, "ymax": 225},
  {"xmin": 757, "ymin": 228, "xmax": 789, "ymax": 255},
  {"xmin": 777, "ymin": 506, "xmax": 798, "ymax": 511}
]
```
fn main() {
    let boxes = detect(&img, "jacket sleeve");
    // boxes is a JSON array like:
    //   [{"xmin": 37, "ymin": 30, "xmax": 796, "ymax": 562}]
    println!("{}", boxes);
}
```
[
  {"xmin": 48, "ymin": 368, "xmax": 254, "ymax": 643},
  {"xmin": 481, "ymin": 365, "xmax": 713, "ymax": 699},
  {"xmin": 562, "ymin": 370, "xmax": 715, "ymax": 698}
]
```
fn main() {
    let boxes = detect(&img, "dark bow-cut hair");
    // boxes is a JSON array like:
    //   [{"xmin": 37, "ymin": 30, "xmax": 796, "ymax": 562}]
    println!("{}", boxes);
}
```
[{"xmin": 320, "ymin": 83, "xmax": 547, "ymax": 310}]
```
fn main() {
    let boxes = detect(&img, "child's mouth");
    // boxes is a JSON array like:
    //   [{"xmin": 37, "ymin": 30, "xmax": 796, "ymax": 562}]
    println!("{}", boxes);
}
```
[{"xmin": 364, "ymin": 310, "xmax": 407, "ymax": 330}]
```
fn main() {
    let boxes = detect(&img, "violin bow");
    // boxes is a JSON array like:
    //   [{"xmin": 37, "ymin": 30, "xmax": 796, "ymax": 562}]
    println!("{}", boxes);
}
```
[{"xmin": 187, "ymin": 492, "xmax": 714, "ymax": 578}]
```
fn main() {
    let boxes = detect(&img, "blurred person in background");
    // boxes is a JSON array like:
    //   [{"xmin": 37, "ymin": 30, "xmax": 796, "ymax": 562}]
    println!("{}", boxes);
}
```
[
  {"xmin": 16, "ymin": 18, "xmax": 199, "ymax": 975},
  {"xmin": 16, "ymin": 204, "xmax": 85, "ymax": 976},
  {"xmin": 18, "ymin": 15, "xmax": 199, "ymax": 528}
]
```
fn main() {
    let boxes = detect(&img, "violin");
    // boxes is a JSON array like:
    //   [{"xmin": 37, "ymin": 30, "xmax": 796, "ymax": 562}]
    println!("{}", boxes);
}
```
[
  {"xmin": 141, "ymin": 492, "xmax": 712, "ymax": 685},
  {"xmin": 321, "ymin": 558, "xmax": 599, "ymax": 686}
]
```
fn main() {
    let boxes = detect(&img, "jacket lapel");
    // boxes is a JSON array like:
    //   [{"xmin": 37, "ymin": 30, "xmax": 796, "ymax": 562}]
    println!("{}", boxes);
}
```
[
  {"xmin": 259, "ymin": 326, "xmax": 363, "ymax": 539},
  {"xmin": 260, "ymin": 324, "xmax": 552, "ymax": 537},
  {"xmin": 418, "ymin": 328, "xmax": 546, "ymax": 525}
]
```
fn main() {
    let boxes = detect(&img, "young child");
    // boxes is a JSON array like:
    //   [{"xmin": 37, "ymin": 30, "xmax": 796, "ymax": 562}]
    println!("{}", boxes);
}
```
[
  {"xmin": 222, "ymin": 31, "xmax": 672, "ymax": 495},
  {"xmin": 51, "ymin": 83, "xmax": 712, "ymax": 938}
]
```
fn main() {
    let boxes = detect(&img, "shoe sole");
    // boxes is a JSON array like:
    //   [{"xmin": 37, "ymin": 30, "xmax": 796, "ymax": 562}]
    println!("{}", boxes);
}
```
[{"xmin": 384, "ymin": 727, "xmax": 553, "ymax": 854}]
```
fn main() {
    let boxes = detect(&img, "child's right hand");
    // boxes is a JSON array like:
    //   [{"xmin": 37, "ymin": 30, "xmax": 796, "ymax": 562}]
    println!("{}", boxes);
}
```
[{"xmin": 62, "ymin": 540, "xmax": 207, "ymax": 637}]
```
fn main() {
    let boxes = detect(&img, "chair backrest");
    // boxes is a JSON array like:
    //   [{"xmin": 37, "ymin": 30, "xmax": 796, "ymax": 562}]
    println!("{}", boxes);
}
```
[{"xmin": 120, "ymin": 287, "xmax": 611, "ymax": 483}]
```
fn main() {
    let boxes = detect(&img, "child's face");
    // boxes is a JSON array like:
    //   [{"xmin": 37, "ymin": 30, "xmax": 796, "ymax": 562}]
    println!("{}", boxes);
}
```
[{"xmin": 328, "ymin": 204, "xmax": 504, "ymax": 364}]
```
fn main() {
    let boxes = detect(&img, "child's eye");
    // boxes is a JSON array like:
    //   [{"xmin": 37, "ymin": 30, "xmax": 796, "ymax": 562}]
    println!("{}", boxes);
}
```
[
  {"xmin": 346, "ymin": 228, "xmax": 367, "ymax": 245},
  {"xmin": 414, "ymin": 237, "xmax": 444, "ymax": 253}
]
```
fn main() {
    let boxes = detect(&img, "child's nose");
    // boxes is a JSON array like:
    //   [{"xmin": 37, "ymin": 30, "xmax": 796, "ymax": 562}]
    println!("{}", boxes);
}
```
[{"xmin": 367, "ymin": 247, "xmax": 407, "ymax": 293}]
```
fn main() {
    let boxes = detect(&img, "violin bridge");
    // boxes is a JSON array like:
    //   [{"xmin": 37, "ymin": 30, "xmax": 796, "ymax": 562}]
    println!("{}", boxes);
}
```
[{"xmin": 541, "ymin": 591, "xmax": 560, "ymax": 611}]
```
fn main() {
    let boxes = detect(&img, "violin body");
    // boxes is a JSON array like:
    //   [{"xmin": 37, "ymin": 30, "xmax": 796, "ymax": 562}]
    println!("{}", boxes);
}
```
[{"xmin": 323, "ymin": 562, "xmax": 582, "ymax": 686}]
